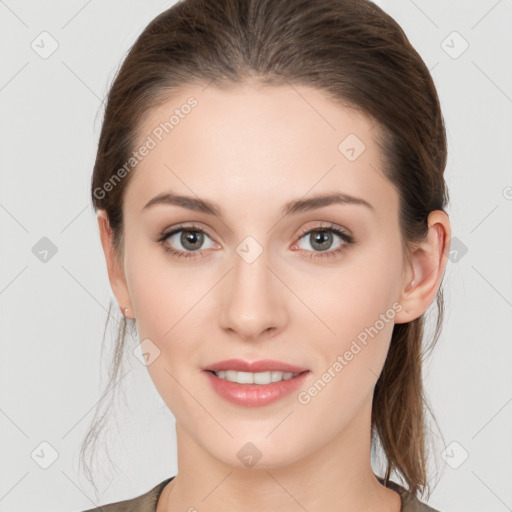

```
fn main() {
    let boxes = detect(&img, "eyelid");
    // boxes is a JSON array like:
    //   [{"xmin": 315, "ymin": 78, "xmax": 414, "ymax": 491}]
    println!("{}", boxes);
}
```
[
  {"xmin": 160, "ymin": 222, "xmax": 214, "ymax": 238},
  {"xmin": 158, "ymin": 222, "xmax": 219, "ymax": 247},
  {"xmin": 295, "ymin": 221, "xmax": 352, "ymax": 239}
]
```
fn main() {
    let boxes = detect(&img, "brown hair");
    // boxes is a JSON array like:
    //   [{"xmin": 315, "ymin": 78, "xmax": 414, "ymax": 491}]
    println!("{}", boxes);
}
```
[{"xmin": 83, "ymin": 0, "xmax": 449, "ymax": 499}]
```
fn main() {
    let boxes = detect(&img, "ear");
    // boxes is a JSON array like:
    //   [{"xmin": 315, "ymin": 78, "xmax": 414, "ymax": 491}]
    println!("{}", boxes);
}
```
[
  {"xmin": 97, "ymin": 209, "xmax": 133, "ymax": 318},
  {"xmin": 394, "ymin": 210, "xmax": 451, "ymax": 324}
]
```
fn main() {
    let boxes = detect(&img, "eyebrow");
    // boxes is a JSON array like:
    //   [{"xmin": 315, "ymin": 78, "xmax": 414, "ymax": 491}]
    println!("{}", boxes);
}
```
[{"xmin": 142, "ymin": 191, "xmax": 375, "ymax": 217}]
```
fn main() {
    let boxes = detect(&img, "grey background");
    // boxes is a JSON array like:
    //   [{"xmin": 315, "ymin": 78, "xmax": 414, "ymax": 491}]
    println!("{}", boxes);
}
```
[{"xmin": 1, "ymin": 1, "xmax": 511, "ymax": 511}]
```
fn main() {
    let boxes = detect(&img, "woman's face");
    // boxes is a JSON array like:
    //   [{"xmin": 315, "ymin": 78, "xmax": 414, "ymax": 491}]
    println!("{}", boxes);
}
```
[{"xmin": 114, "ymin": 82, "xmax": 414, "ymax": 468}]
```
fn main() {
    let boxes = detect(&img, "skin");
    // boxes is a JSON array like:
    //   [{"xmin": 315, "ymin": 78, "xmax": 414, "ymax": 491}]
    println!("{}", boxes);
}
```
[{"xmin": 97, "ymin": 82, "xmax": 450, "ymax": 512}]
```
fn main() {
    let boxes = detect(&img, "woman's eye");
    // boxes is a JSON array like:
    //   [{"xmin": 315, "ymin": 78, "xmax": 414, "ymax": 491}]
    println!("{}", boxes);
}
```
[
  {"xmin": 294, "ymin": 225, "xmax": 354, "ymax": 259},
  {"xmin": 158, "ymin": 225, "xmax": 217, "ymax": 260}
]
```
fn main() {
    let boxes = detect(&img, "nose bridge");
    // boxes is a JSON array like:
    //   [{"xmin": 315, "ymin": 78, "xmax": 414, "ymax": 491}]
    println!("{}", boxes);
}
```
[{"xmin": 219, "ymin": 236, "xmax": 286, "ymax": 339}]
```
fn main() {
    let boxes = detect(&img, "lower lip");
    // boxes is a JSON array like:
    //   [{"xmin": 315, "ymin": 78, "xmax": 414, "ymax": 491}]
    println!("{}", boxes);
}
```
[{"xmin": 204, "ymin": 370, "xmax": 310, "ymax": 407}]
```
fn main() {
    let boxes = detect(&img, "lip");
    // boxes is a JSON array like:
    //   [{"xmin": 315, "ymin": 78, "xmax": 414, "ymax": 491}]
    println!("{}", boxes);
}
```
[
  {"xmin": 202, "ymin": 358, "xmax": 309, "ymax": 373},
  {"xmin": 204, "ymin": 370, "xmax": 311, "ymax": 407}
]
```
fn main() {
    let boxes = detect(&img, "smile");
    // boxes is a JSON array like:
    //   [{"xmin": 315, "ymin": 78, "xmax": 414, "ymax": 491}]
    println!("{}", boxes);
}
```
[{"xmin": 204, "ymin": 370, "xmax": 310, "ymax": 407}]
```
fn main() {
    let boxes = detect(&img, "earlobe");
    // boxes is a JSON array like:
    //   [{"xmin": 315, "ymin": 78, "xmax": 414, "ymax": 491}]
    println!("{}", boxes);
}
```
[
  {"xmin": 97, "ymin": 210, "xmax": 133, "ymax": 315},
  {"xmin": 394, "ymin": 210, "xmax": 451, "ymax": 324}
]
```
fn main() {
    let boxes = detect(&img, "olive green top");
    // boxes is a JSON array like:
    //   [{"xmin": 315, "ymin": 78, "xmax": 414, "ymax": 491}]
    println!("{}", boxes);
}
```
[{"xmin": 81, "ymin": 475, "xmax": 441, "ymax": 511}]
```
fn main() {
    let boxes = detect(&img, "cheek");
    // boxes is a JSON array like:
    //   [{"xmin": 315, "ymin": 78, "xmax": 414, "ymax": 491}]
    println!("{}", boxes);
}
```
[
  {"xmin": 300, "ymin": 241, "xmax": 402, "ymax": 339},
  {"xmin": 123, "ymin": 237, "xmax": 202, "ymax": 336},
  {"xmin": 301, "ymin": 237, "xmax": 403, "ymax": 391},
  {"xmin": 122, "ymin": 238, "xmax": 212, "ymax": 374}
]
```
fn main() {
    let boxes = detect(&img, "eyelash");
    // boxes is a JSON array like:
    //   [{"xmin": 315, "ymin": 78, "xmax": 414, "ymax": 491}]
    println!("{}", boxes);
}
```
[{"xmin": 157, "ymin": 222, "xmax": 355, "ymax": 261}]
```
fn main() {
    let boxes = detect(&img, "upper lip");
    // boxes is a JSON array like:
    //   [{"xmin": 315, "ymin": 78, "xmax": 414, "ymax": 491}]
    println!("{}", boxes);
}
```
[{"xmin": 203, "ymin": 359, "xmax": 309, "ymax": 374}]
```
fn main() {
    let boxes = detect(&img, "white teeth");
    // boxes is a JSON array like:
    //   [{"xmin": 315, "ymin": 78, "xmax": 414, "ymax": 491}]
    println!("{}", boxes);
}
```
[{"xmin": 214, "ymin": 370, "xmax": 300, "ymax": 384}]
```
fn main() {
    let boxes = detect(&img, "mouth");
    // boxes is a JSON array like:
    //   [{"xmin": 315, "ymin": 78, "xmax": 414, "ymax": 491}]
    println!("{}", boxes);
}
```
[{"xmin": 203, "ymin": 368, "xmax": 311, "ymax": 407}]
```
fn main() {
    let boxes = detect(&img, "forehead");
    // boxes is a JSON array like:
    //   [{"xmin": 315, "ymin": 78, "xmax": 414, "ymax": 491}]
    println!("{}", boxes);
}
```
[{"xmin": 125, "ymin": 82, "xmax": 397, "ymax": 219}]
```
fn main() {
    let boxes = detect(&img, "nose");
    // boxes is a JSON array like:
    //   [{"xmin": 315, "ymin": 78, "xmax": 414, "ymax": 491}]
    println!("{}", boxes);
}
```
[{"xmin": 218, "ymin": 246, "xmax": 288, "ymax": 342}]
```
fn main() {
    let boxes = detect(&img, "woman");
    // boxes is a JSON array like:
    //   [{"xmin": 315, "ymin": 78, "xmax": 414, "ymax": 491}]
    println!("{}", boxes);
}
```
[{"xmin": 81, "ymin": 0, "xmax": 451, "ymax": 510}]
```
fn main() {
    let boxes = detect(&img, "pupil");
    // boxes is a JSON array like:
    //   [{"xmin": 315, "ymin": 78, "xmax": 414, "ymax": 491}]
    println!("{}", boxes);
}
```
[
  {"xmin": 312, "ymin": 231, "xmax": 332, "ymax": 251},
  {"xmin": 182, "ymin": 231, "xmax": 203, "ymax": 250}
]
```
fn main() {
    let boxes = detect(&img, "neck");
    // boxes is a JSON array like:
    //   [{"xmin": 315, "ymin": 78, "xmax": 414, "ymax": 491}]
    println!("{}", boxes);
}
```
[{"xmin": 157, "ymin": 399, "xmax": 401, "ymax": 512}]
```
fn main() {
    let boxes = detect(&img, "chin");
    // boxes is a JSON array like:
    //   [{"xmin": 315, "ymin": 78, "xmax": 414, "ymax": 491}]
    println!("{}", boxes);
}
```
[{"xmin": 204, "ymin": 436, "xmax": 307, "ymax": 471}]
